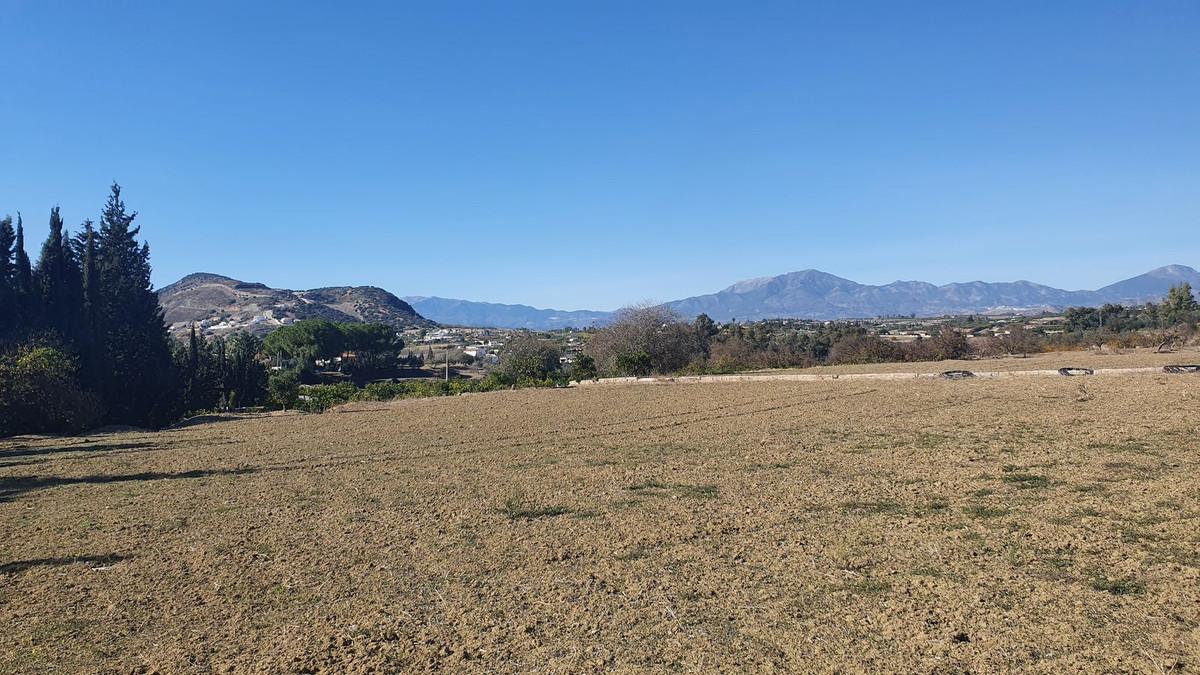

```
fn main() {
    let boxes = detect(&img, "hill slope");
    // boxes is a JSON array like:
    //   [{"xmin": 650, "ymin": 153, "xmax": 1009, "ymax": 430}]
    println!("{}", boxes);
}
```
[{"xmin": 158, "ymin": 273, "xmax": 433, "ymax": 335}]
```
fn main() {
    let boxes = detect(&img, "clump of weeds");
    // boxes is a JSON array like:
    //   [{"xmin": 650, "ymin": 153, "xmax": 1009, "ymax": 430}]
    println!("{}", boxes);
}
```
[{"xmin": 502, "ymin": 491, "xmax": 571, "ymax": 520}]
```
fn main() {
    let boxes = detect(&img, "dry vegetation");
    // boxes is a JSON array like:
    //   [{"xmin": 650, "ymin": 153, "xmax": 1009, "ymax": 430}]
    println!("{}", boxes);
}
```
[
  {"xmin": 739, "ymin": 345, "xmax": 1200, "ymax": 375},
  {"xmin": 2, "ymin": 359, "xmax": 1199, "ymax": 672}
]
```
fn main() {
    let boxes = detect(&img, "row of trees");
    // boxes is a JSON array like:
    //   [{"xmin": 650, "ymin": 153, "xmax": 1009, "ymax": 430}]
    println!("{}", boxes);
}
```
[
  {"xmin": 175, "ymin": 328, "xmax": 268, "ymax": 414},
  {"xmin": 262, "ymin": 319, "xmax": 404, "ymax": 376},
  {"xmin": 576, "ymin": 305, "xmax": 973, "ymax": 376},
  {"xmin": 1063, "ymin": 285, "xmax": 1199, "ymax": 333},
  {"xmin": 1, "ymin": 186, "xmax": 178, "ymax": 433},
  {"xmin": 577, "ymin": 284, "xmax": 1199, "ymax": 377},
  {"xmin": 0, "ymin": 185, "xmax": 279, "ymax": 435}
]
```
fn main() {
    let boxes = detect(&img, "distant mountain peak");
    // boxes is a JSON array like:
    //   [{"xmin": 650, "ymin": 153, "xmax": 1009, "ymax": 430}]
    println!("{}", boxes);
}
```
[
  {"xmin": 1146, "ymin": 264, "xmax": 1197, "ymax": 277},
  {"xmin": 666, "ymin": 265, "xmax": 1198, "ymax": 321}
]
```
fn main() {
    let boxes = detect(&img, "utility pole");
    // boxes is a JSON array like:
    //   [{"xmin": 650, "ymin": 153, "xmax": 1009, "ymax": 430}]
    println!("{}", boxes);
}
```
[{"xmin": 445, "ymin": 347, "xmax": 450, "ymax": 382}]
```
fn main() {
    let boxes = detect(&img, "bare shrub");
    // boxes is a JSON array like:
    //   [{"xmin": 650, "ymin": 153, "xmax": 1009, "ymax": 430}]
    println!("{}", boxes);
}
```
[
  {"xmin": 585, "ymin": 304, "xmax": 702, "ymax": 376},
  {"xmin": 931, "ymin": 326, "xmax": 970, "ymax": 360},
  {"xmin": 828, "ymin": 334, "xmax": 899, "ymax": 364},
  {"xmin": 998, "ymin": 325, "xmax": 1043, "ymax": 357}
]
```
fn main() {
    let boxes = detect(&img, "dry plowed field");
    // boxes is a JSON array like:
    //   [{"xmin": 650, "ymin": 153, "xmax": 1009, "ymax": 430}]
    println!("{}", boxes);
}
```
[{"xmin": 2, "ymin": 368, "xmax": 1199, "ymax": 672}]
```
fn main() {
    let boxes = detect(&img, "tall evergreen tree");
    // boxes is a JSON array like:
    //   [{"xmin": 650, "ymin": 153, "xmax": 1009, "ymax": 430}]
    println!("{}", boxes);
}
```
[
  {"xmin": 95, "ymin": 183, "xmax": 176, "ymax": 426},
  {"xmin": 223, "ymin": 332, "xmax": 266, "ymax": 409},
  {"xmin": 0, "ymin": 215, "xmax": 14, "ymax": 336},
  {"xmin": 1163, "ymin": 283, "xmax": 1198, "ymax": 326},
  {"xmin": 13, "ymin": 214, "xmax": 32, "ymax": 291},
  {"xmin": 183, "ymin": 323, "xmax": 202, "ymax": 409},
  {"xmin": 34, "ymin": 207, "xmax": 82, "ymax": 341},
  {"xmin": 72, "ymin": 220, "xmax": 103, "ymax": 388},
  {"xmin": 74, "ymin": 220, "xmax": 100, "ymax": 317},
  {"xmin": 62, "ymin": 226, "xmax": 84, "ymax": 341},
  {"xmin": 13, "ymin": 214, "xmax": 35, "ymax": 326}
]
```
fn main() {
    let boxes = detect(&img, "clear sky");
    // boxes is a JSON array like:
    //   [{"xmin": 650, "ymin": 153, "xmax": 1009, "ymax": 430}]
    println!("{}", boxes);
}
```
[{"xmin": 2, "ymin": 1, "xmax": 1197, "ymax": 310}]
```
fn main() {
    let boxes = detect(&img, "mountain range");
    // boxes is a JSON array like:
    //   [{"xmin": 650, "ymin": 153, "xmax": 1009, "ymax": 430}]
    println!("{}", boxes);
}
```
[
  {"xmin": 402, "ymin": 297, "xmax": 612, "ymax": 331},
  {"xmin": 160, "ymin": 265, "xmax": 1199, "ymax": 332},
  {"xmin": 662, "ymin": 264, "xmax": 1200, "ymax": 322},
  {"xmin": 410, "ymin": 264, "xmax": 1199, "ymax": 327}
]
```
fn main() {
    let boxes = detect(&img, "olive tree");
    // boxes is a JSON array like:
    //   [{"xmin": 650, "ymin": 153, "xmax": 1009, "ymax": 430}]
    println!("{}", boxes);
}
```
[{"xmin": 499, "ymin": 333, "xmax": 561, "ymax": 382}]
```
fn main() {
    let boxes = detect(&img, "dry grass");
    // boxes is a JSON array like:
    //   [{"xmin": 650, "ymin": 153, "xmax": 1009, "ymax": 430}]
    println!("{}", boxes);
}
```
[
  {"xmin": 1, "ymin": 368, "xmax": 1198, "ymax": 672},
  {"xmin": 740, "ymin": 345, "xmax": 1200, "ymax": 375}
]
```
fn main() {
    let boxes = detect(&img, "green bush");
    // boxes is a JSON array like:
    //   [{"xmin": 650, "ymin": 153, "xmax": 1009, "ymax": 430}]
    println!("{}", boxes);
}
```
[
  {"xmin": 615, "ymin": 350, "xmax": 653, "ymax": 376},
  {"xmin": 571, "ymin": 354, "xmax": 598, "ymax": 381},
  {"xmin": 499, "ymin": 333, "xmax": 562, "ymax": 381},
  {"xmin": 0, "ymin": 346, "xmax": 101, "ymax": 436},
  {"xmin": 267, "ymin": 370, "xmax": 301, "ymax": 410},
  {"xmin": 297, "ymin": 382, "xmax": 359, "ymax": 412},
  {"xmin": 284, "ymin": 371, "xmax": 555, "ymax": 414}
]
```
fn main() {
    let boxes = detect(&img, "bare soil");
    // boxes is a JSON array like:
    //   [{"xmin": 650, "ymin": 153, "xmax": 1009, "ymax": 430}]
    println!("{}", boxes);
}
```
[{"xmin": 2, "ymin": 362, "xmax": 1199, "ymax": 672}]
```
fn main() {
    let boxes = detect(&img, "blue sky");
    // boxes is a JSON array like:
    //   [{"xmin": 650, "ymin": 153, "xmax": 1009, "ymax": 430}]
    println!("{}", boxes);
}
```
[{"xmin": 2, "ymin": 1, "xmax": 1197, "ymax": 310}]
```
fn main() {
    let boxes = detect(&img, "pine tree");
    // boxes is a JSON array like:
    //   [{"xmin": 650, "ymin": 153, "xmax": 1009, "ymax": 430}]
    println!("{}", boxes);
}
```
[
  {"xmin": 95, "ymin": 183, "xmax": 177, "ymax": 426},
  {"xmin": 224, "ymin": 332, "xmax": 266, "ymax": 409},
  {"xmin": 1163, "ymin": 283, "xmax": 1198, "ymax": 326}
]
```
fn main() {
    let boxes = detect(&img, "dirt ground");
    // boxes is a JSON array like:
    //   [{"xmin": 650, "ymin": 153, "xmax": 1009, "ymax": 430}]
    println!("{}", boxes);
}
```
[{"xmin": 2, "ymin": 360, "xmax": 1199, "ymax": 672}]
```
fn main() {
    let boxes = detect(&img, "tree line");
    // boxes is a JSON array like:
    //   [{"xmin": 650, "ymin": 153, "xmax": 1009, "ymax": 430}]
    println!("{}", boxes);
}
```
[
  {"xmin": 1, "ymin": 185, "xmax": 273, "ymax": 436},
  {"xmin": 4, "ymin": 186, "xmax": 1196, "ymax": 431},
  {"xmin": 1, "ymin": 185, "xmax": 180, "ymax": 434},
  {"xmin": 575, "ymin": 288, "xmax": 1199, "ymax": 377}
]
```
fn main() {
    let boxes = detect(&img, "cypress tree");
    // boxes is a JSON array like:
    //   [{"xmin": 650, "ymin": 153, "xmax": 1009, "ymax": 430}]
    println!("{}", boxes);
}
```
[
  {"xmin": 73, "ymin": 220, "xmax": 102, "ymax": 388},
  {"xmin": 74, "ymin": 221, "xmax": 101, "ymax": 314},
  {"xmin": 95, "ymin": 183, "xmax": 176, "ymax": 427},
  {"xmin": 13, "ymin": 214, "xmax": 34, "ymax": 326},
  {"xmin": 184, "ymin": 323, "xmax": 201, "ymax": 409},
  {"xmin": 35, "ymin": 207, "xmax": 79, "ymax": 341},
  {"xmin": 62, "ymin": 226, "xmax": 85, "ymax": 343},
  {"xmin": 0, "ymin": 215, "xmax": 14, "ymax": 336},
  {"xmin": 0, "ymin": 216, "xmax": 13, "ymax": 281}
]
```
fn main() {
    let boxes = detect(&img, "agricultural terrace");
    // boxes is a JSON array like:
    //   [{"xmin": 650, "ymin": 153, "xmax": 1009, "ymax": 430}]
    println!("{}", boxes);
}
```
[{"xmin": 1, "ymin": 355, "xmax": 1199, "ymax": 672}]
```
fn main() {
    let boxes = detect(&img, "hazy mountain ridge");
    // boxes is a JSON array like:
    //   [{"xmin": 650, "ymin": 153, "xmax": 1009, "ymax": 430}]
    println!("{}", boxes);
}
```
[
  {"xmin": 157, "ymin": 273, "xmax": 433, "ymax": 335},
  {"xmin": 662, "ymin": 265, "xmax": 1200, "ymax": 321},
  {"xmin": 160, "ymin": 265, "xmax": 1198, "ymax": 331},
  {"xmin": 403, "ymin": 296, "xmax": 612, "ymax": 330}
]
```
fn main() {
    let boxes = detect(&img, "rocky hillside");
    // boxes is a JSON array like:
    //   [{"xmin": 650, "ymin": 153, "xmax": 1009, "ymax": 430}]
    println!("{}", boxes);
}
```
[{"xmin": 157, "ymin": 273, "xmax": 434, "ymax": 335}]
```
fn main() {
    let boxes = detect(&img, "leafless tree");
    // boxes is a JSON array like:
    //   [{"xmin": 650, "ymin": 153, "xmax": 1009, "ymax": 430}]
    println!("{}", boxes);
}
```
[
  {"xmin": 998, "ymin": 325, "xmax": 1041, "ymax": 357},
  {"xmin": 584, "ymin": 304, "xmax": 702, "ymax": 376}
]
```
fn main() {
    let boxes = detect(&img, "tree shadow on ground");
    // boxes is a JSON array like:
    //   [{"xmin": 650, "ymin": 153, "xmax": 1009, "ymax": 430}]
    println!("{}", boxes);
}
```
[
  {"xmin": 0, "ymin": 467, "xmax": 257, "ymax": 503},
  {"xmin": 0, "ymin": 441, "xmax": 159, "ymax": 460},
  {"xmin": 0, "ymin": 554, "xmax": 131, "ymax": 575},
  {"xmin": 165, "ymin": 414, "xmax": 261, "ymax": 430}
]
